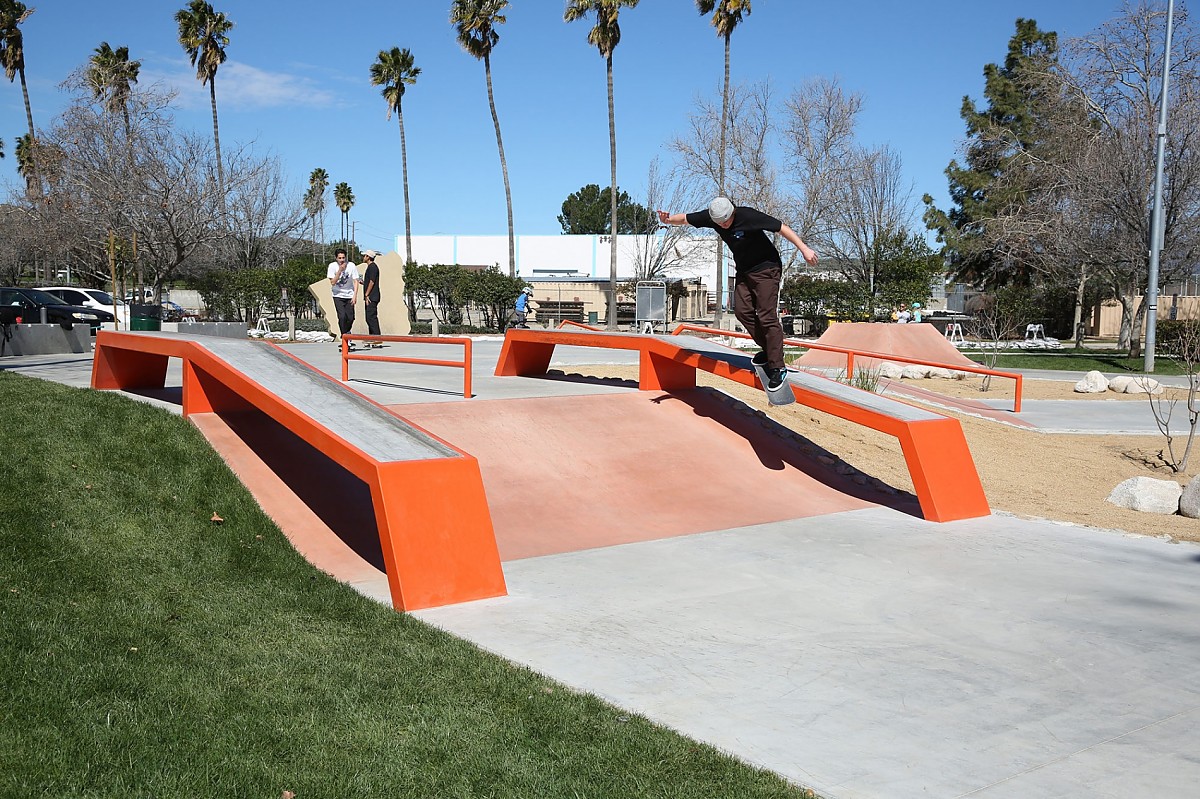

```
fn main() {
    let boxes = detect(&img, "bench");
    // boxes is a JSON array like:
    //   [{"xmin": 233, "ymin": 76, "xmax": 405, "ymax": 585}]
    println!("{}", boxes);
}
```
[{"xmin": 496, "ymin": 327, "xmax": 990, "ymax": 523}]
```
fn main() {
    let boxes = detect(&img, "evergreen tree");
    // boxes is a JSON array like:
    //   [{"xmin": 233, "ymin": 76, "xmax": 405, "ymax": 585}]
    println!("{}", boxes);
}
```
[
  {"xmin": 557, "ymin": 184, "xmax": 652, "ymax": 235},
  {"xmin": 923, "ymin": 19, "xmax": 1058, "ymax": 287}
]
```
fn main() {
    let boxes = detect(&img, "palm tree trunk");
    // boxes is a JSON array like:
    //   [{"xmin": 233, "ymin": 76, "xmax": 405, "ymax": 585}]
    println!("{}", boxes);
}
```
[
  {"xmin": 18, "ymin": 67, "xmax": 40, "ymax": 199},
  {"xmin": 484, "ymin": 53, "xmax": 515, "ymax": 277},
  {"xmin": 209, "ymin": 77, "xmax": 225, "ymax": 193},
  {"xmin": 714, "ymin": 32, "xmax": 731, "ymax": 326},
  {"xmin": 607, "ymin": 54, "xmax": 618, "ymax": 331},
  {"xmin": 398, "ymin": 103, "xmax": 413, "ymax": 264}
]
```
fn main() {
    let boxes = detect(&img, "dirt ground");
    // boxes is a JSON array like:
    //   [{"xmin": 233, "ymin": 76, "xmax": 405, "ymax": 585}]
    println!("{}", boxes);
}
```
[{"xmin": 564, "ymin": 365, "xmax": 1200, "ymax": 544}]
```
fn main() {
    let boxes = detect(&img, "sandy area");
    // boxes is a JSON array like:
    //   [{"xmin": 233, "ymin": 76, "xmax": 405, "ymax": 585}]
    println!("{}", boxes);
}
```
[{"xmin": 562, "ymin": 365, "xmax": 1200, "ymax": 545}]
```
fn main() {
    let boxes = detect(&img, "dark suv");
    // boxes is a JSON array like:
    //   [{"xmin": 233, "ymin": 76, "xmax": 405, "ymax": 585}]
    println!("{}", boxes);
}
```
[{"xmin": 0, "ymin": 287, "xmax": 115, "ymax": 333}]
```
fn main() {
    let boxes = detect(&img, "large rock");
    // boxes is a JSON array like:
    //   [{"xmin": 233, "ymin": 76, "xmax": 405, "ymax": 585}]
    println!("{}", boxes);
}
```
[
  {"xmin": 877, "ymin": 361, "xmax": 904, "ymax": 379},
  {"xmin": 1108, "ymin": 375, "xmax": 1135, "ymax": 393},
  {"xmin": 1074, "ymin": 370, "xmax": 1109, "ymax": 393},
  {"xmin": 1107, "ymin": 476, "xmax": 1182, "ymax": 515},
  {"xmin": 927, "ymin": 367, "xmax": 954, "ymax": 379},
  {"xmin": 1181, "ymin": 474, "xmax": 1200, "ymax": 518},
  {"xmin": 901, "ymin": 364, "xmax": 931, "ymax": 379},
  {"xmin": 1123, "ymin": 376, "xmax": 1164, "ymax": 395}
]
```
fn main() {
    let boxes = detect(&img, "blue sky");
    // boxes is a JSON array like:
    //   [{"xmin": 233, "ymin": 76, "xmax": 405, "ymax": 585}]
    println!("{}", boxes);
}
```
[{"xmin": 2, "ymin": 0, "xmax": 1127, "ymax": 253}]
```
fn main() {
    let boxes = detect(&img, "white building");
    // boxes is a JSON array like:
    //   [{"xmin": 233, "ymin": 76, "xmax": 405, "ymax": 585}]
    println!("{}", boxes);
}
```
[{"xmin": 402, "ymin": 232, "xmax": 719, "ymax": 284}]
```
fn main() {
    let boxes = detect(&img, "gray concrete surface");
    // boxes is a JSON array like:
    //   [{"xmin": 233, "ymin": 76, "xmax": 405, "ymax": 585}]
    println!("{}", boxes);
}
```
[
  {"xmin": 979, "ymin": 397, "xmax": 1169, "ymax": 435},
  {"xmin": 5, "ymin": 335, "xmax": 1200, "ymax": 798},
  {"xmin": 416, "ymin": 508, "xmax": 1200, "ymax": 798}
]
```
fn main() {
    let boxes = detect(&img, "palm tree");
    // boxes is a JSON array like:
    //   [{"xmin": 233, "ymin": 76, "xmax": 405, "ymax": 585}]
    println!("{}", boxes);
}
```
[
  {"xmin": 86, "ymin": 42, "xmax": 141, "ymax": 135},
  {"xmin": 697, "ymin": 0, "xmax": 750, "ymax": 326},
  {"xmin": 370, "ymin": 47, "xmax": 420, "ymax": 264},
  {"xmin": 0, "ymin": 1, "xmax": 39, "ymax": 196},
  {"xmin": 564, "ymin": 0, "xmax": 640, "ymax": 330},
  {"xmin": 451, "ymin": 0, "xmax": 515, "ymax": 277},
  {"xmin": 175, "ymin": 0, "xmax": 233, "ymax": 192},
  {"xmin": 306, "ymin": 167, "xmax": 329, "ymax": 260},
  {"xmin": 13, "ymin": 133, "xmax": 34, "ymax": 194},
  {"xmin": 334, "ymin": 182, "xmax": 355, "ymax": 247}
]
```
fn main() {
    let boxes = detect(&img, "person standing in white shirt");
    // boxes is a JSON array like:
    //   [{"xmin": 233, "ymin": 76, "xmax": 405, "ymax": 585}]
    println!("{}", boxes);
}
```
[{"xmin": 327, "ymin": 248, "xmax": 361, "ymax": 347}]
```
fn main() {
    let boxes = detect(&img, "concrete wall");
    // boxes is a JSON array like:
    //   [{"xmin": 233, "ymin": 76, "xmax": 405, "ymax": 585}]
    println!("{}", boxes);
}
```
[{"xmin": 0, "ymin": 323, "xmax": 91, "ymax": 356}]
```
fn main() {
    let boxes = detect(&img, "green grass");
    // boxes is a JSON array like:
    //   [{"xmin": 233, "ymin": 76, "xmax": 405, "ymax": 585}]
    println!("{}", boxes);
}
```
[
  {"xmin": 0, "ymin": 372, "xmax": 816, "ymax": 798},
  {"xmin": 961, "ymin": 349, "xmax": 1190, "ymax": 376}
]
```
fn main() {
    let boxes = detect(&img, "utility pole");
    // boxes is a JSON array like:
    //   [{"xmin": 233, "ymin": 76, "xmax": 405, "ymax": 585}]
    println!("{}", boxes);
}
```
[{"xmin": 1145, "ymin": 0, "xmax": 1175, "ymax": 373}]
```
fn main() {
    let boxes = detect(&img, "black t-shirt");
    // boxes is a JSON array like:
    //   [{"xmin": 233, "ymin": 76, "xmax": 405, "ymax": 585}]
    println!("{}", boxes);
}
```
[
  {"xmin": 363, "ymin": 262, "xmax": 380, "ymax": 302},
  {"xmin": 686, "ymin": 206, "xmax": 783, "ymax": 273}
]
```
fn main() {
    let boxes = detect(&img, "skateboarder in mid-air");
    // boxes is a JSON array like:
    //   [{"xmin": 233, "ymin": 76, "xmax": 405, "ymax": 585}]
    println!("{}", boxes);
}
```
[{"xmin": 657, "ymin": 198, "xmax": 819, "ymax": 391}]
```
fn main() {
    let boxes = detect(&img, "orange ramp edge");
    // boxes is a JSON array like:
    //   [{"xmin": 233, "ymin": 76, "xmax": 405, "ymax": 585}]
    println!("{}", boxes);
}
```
[{"xmin": 92, "ymin": 331, "xmax": 506, "ymax": 611}]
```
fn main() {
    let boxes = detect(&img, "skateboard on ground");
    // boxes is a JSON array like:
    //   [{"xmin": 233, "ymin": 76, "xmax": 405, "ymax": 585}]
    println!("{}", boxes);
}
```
[{"xmin": 750, "ymin": 353, "xmax": 795, "ymax": 406}]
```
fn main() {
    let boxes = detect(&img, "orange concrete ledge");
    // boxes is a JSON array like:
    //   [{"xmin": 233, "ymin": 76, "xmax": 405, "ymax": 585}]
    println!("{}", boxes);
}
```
[
  {"xmin": 92, "ymin": 330, "xmax": 505, "ymax": 611},
  {"xmin": 496, "ymin": 328, "xmax": 990, "ymax": 523}
]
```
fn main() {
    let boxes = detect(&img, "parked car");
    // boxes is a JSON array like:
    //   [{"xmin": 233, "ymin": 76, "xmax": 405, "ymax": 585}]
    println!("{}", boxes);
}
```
[
  {"xmin": 38, "ymin": 285, "xmax": 130, "ymax": 327},
  {"xmin": 0, "ymin": 286, "xmax": 114, "ymax": 333}
]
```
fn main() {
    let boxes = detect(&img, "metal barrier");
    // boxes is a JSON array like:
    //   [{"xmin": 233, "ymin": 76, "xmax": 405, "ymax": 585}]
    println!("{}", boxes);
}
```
[
  {"xmin": 669, "ymin": 323, "xmax": 1025, "ymax": 413},
  {"xmin": 342, "ymin": 335, "xmax": 473, "ymax": 399}
]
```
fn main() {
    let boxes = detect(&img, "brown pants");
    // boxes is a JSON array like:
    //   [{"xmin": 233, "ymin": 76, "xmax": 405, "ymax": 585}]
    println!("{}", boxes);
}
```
[{"xmin": 733, "ymin": 264, "xmax": 783, "ymax": 370}]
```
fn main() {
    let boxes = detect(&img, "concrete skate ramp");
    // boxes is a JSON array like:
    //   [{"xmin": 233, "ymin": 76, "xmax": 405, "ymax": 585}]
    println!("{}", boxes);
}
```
[
  {"xmin": 796, "ymin": 322, "xmax": 978, "ymax": 370},
  {"xmin": 395, "ymin": 390, "xmax": 877, "ymax": 561}
]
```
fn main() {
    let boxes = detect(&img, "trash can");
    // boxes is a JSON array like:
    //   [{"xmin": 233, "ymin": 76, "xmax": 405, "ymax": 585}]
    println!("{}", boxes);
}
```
[
  {"xmin": 588, "ymin": 311, "xmax": 599, "ymax": 325},
  {"xmin": 130, "ymin": 303, "xmax": 161, "ymax": 331},
  {"xmin": 782, "ymin": 315, "xmax": 795, "ymax": 336}
]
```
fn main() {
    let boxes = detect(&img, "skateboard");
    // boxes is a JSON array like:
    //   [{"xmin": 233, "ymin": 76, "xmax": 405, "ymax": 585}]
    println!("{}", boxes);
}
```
[{"xmin": 750, "ymin": 355, "xmax": 795, "ymax": 406}]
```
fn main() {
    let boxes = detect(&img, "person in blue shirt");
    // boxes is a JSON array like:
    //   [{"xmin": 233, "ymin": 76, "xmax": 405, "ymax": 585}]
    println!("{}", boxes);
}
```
[
  {"xmin": 511, "ymin": 287, "xmax": 536, "ymax": 329},
  {"xmin": 657, "ymin": 198, "xmax": 818, "ymax": 390}
]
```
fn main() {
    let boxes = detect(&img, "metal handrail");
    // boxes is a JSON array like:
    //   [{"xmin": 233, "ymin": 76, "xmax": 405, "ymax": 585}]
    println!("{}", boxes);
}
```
[
  {"xmin": 669, "ymin": 323, "xmax": 1024, "ymax": 413},
  {"xmin": 342, "ymin": 335, "xmax": 473, "ymax": 399},
  {"xmin": 556, "ymin": 319, "xmax": 604, "ymax": 331}
]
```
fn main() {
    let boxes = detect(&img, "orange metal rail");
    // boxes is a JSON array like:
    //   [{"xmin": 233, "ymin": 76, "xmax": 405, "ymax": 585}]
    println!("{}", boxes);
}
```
[
  {"xmin": 92, "ymin": 331, "xmax": 505, "ymax": 611},
  {"xmin": 342, "ymin": 335, "xmax": 473, "ymax": 398},
  {"xmin": 496, "ymin": 326, "xmax": 990, "ymax": 522},
  {"xmin": 670, "ymin": 323, "xmax": 1025, "ymax": 413}
]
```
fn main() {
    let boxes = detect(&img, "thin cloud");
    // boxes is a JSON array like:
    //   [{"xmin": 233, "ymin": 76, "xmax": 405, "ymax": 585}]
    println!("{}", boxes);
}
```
[{"xmin": 141, "ymin": 58, "xmax": 337, "ymax": 111}]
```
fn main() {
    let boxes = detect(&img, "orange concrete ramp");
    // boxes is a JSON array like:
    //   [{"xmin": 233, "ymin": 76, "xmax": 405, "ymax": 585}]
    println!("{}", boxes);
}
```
[
  {"xmin": 394, "ymin": 391, "xmax": 879, "ymax": 561},
  {"xmin": 796, "ymin": 323, "xmax": 978, "ymax": 370}
]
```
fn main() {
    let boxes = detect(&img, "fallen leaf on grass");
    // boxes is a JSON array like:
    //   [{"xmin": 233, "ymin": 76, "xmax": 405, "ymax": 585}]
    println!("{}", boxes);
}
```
[
  {"xmin": 210, "ymin": 513, "xmax": 224, "ymax": 524},
  {"xmin": 281, "ymin": 791, "xmax": 296, "ymax": 799}
]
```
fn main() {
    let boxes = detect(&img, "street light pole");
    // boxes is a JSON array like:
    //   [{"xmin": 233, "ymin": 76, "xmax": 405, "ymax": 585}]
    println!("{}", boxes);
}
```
[{"xmin": 1145, "ymin": 0, "xmax": 1176, "ymax": 373}]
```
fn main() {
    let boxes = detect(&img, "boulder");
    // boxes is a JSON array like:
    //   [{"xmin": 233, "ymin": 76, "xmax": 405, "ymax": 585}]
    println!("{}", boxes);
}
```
[
  {"xmin": 1106, "ymin": 476, "xmax": 1182, "ymax": 515},
  {"xmin": 927, "ymin": 367, "xmax": 954, "ymax": 379},
  {"xmin": 1123, "ymin": 376, "xmax": 1164, "ymax": 395},
  {"xmin": 1180, "ymin": 474, "xmax": 1200, "ymax": 519},
  {"xmin": 1108, "ymin": 375, "xmax": 1134, "ymax": 393},
  {"xmin": 877, "ymin": 362, "xmax": 904, "ymax": 379},
  {"xmin": 1074, "ymin": 370, "xmax": 1109, "ymax": 393},
  {"xmin": 901, "ymin": 364, "xmax": 931, "ymax": 379}
]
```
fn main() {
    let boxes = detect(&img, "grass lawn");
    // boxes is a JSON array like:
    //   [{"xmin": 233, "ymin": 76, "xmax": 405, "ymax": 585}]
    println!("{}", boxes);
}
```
[
  {"xmin": 962, "ymin": 349, "xmax": 1190, "ymax": 376},
  {"xmin": 0, "ymin": 371, "xmax": 814, "ymax": 798}
]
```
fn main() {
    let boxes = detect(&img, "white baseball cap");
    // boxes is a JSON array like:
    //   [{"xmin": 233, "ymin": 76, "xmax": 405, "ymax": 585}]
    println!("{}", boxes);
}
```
[{"xmin": 709, "ymin": 196, "xmax": 734, "ymax": 224}]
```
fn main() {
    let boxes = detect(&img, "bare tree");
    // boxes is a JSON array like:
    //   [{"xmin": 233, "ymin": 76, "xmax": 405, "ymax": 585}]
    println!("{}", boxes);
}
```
[
  {"xmin": 627, "ymin": 156, "xmax": 702, "ymax": 281},
  {"xmin": 221, "ymin": 151, "xmax": 308, "ymax": 271},
  {"xmin": 32, "ymin": 84, "xmax": 226, "ymax": 293},
  {"xmin": 780, "ymin": 77, "xmax": 916, "ymax": 300},
  {"xmin": 1067, "ymin": 3, "xmax": 1200, "ymax": 355},
  {"xmin": 1147, "ymin": 319, "xmax": 1200, "ymax": 471}
]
